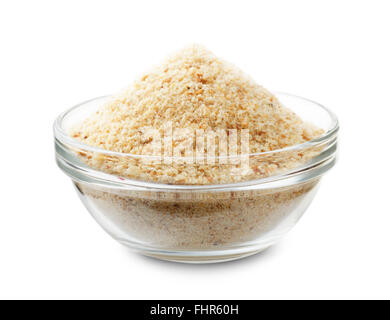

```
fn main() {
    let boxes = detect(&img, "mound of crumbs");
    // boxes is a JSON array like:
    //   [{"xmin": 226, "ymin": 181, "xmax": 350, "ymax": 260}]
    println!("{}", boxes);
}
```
[
  {"xmin": 71, "ymin": 45, "xmax": 325, "ymax": 249},
  {"xmin": 71, "ymin": 44, "xmax": 323, "ymax": 185}
]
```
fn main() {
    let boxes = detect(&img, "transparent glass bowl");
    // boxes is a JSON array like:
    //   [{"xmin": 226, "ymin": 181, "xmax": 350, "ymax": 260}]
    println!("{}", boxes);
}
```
[{"xmin": 54, "ymin": 93, "xmax": 338, "ymax": 263}]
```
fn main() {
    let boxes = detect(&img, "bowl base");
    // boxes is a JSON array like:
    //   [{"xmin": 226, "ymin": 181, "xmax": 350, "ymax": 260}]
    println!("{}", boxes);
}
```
[
  {"xmin": 140, "ymin": 248, "xmax": 268, "ymax": 264},
  {"xmin": 118, "ymin": 239, "xmax": 275, "ymax": 264}
]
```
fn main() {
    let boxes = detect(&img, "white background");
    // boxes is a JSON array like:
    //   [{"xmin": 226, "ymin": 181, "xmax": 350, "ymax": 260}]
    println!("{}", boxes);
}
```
[{"xmin": 1, "ymin": 0, "xmax": 389, "ymax": 300}]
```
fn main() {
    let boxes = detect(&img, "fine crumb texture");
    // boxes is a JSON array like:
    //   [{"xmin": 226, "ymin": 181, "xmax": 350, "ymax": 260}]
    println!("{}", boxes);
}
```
[
  {"xmin": 77, "ymin": 180, "xmax": 319, "ymax": 249},
  {"xmin": 68, "ymin": 45, "xmax": 325, "ymax": 251},
  {"xmin": 71, "ymin": 44, "xmax": 324, "ymax": 185}
]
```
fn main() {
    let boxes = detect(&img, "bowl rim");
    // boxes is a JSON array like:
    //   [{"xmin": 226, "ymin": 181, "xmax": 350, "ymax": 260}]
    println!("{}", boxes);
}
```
[
  {"xmin": 54, "ymin": 92, "xmax": 339, "ymax": 159},
  {"xmin": 54, "ymin": 92, "xmax": 339, "ymax": 190}
]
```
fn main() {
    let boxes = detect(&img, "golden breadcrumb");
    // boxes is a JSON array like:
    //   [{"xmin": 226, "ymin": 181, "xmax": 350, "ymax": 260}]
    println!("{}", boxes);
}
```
[
  {"xmin": 68, "ymin": 45, "xmax": 326, "ymax": 252},
  {"xmin": 71, "ymin": 44, "xmax": 323, "ymax": 184}
]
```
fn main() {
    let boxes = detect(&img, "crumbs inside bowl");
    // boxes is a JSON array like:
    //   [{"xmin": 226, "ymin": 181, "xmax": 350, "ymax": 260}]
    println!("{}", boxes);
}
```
[
  {"xmin": 76, "ymin": 179, "xmax": 320, "ymax": 250},
  {"xmin": 70, "ymin": 44, "xmax": 324, "ymax": 185}
]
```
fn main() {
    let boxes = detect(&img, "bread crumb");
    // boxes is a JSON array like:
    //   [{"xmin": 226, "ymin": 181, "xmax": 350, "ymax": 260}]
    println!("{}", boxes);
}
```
[
  {"xmin": 69, "ymin": 45, "xmax": 325, "ymax": 250},
  {"xmin": 71, "ymin": 44, "xmax": 323, "ymax": 185}
]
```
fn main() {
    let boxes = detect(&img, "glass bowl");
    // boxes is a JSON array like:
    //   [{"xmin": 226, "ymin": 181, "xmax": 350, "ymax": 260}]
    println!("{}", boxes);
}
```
[{"xmin": 54, "ymin": 93, "xmax": 338, "ymax": 263}]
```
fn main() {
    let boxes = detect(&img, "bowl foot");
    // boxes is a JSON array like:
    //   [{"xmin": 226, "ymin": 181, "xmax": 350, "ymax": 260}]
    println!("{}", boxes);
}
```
[
  {"xmin": 118, "ymin": 239, "xmax": 275, "ymax": 264},
  {"xmin": 140, "ymin": 249, "xmax": 268, "ymax": 264}
]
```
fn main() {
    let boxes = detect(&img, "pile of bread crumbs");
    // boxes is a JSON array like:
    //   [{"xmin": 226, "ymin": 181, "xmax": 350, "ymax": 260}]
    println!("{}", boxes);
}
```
[
  {"xmin": 71, "ymin": 44, "xmax": 323, "ymax": 185},
  {"xmin": 72, "ymin": 45, "xmax": 324, "ymax": 250}
]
